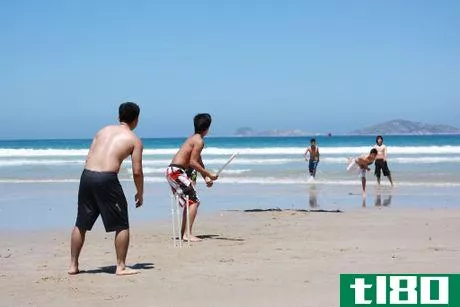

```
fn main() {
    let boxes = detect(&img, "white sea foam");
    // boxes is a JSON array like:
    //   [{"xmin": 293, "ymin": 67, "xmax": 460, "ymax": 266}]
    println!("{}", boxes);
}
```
[
  {"xmin": 140, "ymin": 158, "xmax": 294, "ymax": 166},
  {"xmin": 321, "ymin": 156, "xmax": 460, "ymax": 164},
  {"xmin": 1, "ymin": 155, "xmax": 459, "ymax": 168},
  {"xmin": 0, "ymin": 159, "xmax": 85, "ymax": 167},
  {"xmin": 0, "ymin": 149, "xmax": 89, "ymax": 157},
  {"xmin": 145, "ymin": 177, "xmax": 460, "ymax": 187},
  {"xmin": 392, "ymin": 157, "xmax": 460, "ymax": 164},
  {"xmin": 140, "ymin": 167, "xmax": 251, "ymax": 175},
  {"xmin": 2, "ymin": 146, "xmax": 460, "ymax": 158},
  {"xmin": 0, "ymin": 177, "xmax": 458, "ymax": 187},
  {"xmin": 0, "ymin": 179, "xmax": 80, "ymax": 183},
  {"xmin": 200, "ymin": 146, "xmax": 460, "ymax": 155}
]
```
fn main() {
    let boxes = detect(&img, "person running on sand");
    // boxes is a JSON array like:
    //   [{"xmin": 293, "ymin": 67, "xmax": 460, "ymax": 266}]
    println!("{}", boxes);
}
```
[
  {"xmin": 69, "ymin": 102, "xmax": 144, "ymax": 276},
  {"xmin": 166, "ymin": 113, "xmax": 218, "ymax": 242}
]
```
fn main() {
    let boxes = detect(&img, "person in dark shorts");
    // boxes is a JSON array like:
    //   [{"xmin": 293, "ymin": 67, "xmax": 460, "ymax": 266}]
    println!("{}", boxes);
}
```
[
  {"xmin": 76, "ymin": 170, "xmax": 129, "ymax": 232},
  {"xmin": 374, "ymin": 135, "xmax": 394, "ymax": 187},
  {"xmin": 69, "ymin": 102, "xmax": 144, "ymax": 276},
  {"xmin": 304, "ymin": 138, "xmax": 320, "ymax": 181}
]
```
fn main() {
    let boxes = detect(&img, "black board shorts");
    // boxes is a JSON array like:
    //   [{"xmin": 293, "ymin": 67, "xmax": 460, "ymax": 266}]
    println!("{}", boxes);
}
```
[
  {"xmin": 374, "ymin": 159, "xmax": 391, "ymax": 177},
  {"xmin": 75, "ymin": 169, "xmax": 129, "ymax": 232}
]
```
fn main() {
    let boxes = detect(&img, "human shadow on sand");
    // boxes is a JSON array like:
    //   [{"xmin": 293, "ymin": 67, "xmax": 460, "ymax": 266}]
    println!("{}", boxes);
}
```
[
  {"xmin": 196, "ymin": 234, "xmax": 245, "ymax": 242},
  {"xmin": 79, "ymin": 262, "xmax": 155, "ymax": 275}
]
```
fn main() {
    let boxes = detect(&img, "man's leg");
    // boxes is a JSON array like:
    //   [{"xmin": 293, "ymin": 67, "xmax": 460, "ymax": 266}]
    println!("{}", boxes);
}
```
[
  {"xmin": 309, "ymin": 161, "xmax": 315, "ymax": 177},
  {"xmin": 376, "ymin": 165, "xmax": 381, "ymax": 185},
  {"xmin": 376, "ymin": 162, "xmax": 382, "ymax": 186},
  {"xmin": 388, "ymin": 174, "xmax": 394, "ymax": 187},
  {"xmin": 181, "ymin": 202, "xmax": 201, "ymax": 242},
  {"xmin": 69, "ymin": 226, "xmax": 86, "ymax": 275},
  {"xmin": 114, "ymin": 229, "xmax": 139, "ymax": 275},
  {"xmin": 313, "ymin": 161, "xmax": 318, "ymax": 177},
  {"xmin": 361, "ymin": 177, "xmax": 366, "ymax": 198},
  {"xmin": 383, "ymin": 161, "xmax": 394, "ymax": 187}
]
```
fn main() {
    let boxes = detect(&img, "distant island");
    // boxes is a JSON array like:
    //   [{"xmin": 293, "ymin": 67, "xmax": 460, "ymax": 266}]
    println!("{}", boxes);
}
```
[
  {"xmin": 349, "ymin": 119, "xmax": 460, "ymax": 135},
  {"xmin": 233, "ymin": 119, "xmax": 459, "ymax": 137},
  {"xmin": 234, "ymin": 127, "xmax": 318, "ymax": 137}
]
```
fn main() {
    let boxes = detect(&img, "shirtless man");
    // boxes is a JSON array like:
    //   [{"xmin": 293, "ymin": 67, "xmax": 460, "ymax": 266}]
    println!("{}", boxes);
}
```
[
  {"xmin": 69, "ymin": 102, "xmax": 143, "ymax": 276},
  {"xmin": 304, "ymin": 138, "xmax": 320, "ymax": 181},
  {"xmin": 166, "ymin": 113, "xmax": 218, "ymax": 242},
  {"xmin": 347, "ymin": 148, "xmax": 377, "ymax": 197},
  {"xmin": 374, "ymin": 135, "xmax": 394, "ymax": 187}
]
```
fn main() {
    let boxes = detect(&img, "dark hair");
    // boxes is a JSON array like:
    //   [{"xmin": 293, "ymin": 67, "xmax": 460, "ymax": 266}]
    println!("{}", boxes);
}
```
[
  {"xmin": 310, "ymin": 138, "xmax": 316, "ymax": 143},
  {"xmin": 194, "ymin": 113, "xmax": 212, "ymax": 134},
  {"xmin": 119, "ymin": 102, "xmax": 140, "ymax": 124},
  {"xmin": 370, "ymin": 148, "xmax": 378, "ymax": 155},
  {"xmin": 376, "ymin": 135, "xmax": 383, "ymax": 144}
]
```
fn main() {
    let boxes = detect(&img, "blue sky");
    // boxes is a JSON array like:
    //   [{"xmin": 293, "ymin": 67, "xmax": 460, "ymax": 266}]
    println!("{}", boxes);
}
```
[{"xmin": 1, "ymin": 0, "xmax": 459, "ymax": 139}]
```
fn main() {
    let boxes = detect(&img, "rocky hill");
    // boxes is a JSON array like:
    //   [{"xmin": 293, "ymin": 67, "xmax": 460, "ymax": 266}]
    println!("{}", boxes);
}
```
[{"xmin": 349, "ymin": 119, "xmax": 460, "ymax": 135}]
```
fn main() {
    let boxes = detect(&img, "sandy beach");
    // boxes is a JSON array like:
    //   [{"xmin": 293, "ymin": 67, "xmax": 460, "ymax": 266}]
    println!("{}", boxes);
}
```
[{"xmin": 1, "ymin": 206, "xmax": 459, "ymax": 307}]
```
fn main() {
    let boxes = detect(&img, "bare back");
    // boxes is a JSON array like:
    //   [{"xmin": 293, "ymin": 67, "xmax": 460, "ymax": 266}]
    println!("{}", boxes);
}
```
[
  {"xmin": 309, "ymin": 145, "xmax": 319, "ymax": 160},
  {"xmin": 356, "ymin": 155, "xmax": 375, "ymax": 169},
  {"xmin": 85, "ymin": 125, "xmax": 140, "ymax": 173},
  {"xmin": 171, "ymin": 134, "xmax": 203, "ymax": 169}
]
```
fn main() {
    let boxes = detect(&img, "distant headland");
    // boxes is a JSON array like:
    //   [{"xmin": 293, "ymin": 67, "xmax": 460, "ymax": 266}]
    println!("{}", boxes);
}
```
[
  {"xmin": 233, "ymin": 120, "xmax": 460, "ymax": 137},
  {"xmin": 348, "ymin": 119, "xmax": 460, "ymax": 135},
  {"xmin": 233, "ymin": 127, "xmax": 316, "ymax": 137}
]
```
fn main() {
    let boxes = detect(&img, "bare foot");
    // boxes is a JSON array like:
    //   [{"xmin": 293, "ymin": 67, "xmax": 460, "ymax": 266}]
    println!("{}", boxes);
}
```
[
  {"xmin": 183, "ymin": 235, "xmax": 202, "ymax": 242},
  {"xmin": 68, "ymin": 265, "xmax": 80, "ymax": 275},
  {"xmin": 116, "ymin": 267, "xmax": 140, "ymax": 276}
]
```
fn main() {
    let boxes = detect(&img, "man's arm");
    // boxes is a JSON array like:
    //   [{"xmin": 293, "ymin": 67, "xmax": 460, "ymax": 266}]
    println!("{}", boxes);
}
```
[
  {"xmin": 304, "ymin": 148, "xmax": 310, "ymax": 159},
  {"xmin": 189, "ymin": 139, "xmax": 217, "ymax": 180},
  {"xmin": 131, "ymin": 138, "xmax": 144, "ymax": 207},
  {"xmin": 383, "ymin": 145, "xmax": 387, "ymax": 161},
  {"xmin": 198, "ymin": 155, "xmax": 214, "ymax": 187},
  {"xmin": 198, "ymin": 156, "xmax": 206, "ymax": 179}
]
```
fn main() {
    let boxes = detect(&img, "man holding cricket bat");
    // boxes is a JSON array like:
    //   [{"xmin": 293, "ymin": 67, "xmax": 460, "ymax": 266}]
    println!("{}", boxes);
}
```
[{"xmin": 165, "ymin": 113, "xmax": 218, "ymax": 242}]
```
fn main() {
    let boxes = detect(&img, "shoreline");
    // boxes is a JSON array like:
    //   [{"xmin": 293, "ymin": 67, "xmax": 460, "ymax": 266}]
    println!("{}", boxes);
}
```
[{"xmin": 1, "ymin": 181, "xmax": 460, "ymax": 231}]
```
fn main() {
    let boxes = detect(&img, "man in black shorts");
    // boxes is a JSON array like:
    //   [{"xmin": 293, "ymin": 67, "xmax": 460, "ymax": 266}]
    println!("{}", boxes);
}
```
[
  {"xmin": 374, "ymin": 135, "xmax": 394, "ymax": 187},
  {"xmin": 69, "ymin": 102, "xmax": 144, "ymax": 276}
]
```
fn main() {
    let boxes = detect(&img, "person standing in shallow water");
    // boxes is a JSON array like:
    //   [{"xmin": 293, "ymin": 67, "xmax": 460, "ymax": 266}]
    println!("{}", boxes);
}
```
[
  {"xmin": 304, "ymin": 138, "xmax": 320, "ymax": 181},
  {"xmin": 347, "ymin": 148, "xmax": 378, "ymax": 198},
  {"xmin": 374, "ymin": 135, "xmax": 394, "ymax": 187},
  {"xmin": 68, "ymin": 102, "xmax": 144, "ymax": 276}
]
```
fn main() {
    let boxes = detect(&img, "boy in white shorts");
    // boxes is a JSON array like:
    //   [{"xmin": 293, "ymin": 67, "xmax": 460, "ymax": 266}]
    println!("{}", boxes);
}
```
[{"xmin": 347, "ymin": 148, "xmax": 377, "ymax": 197}]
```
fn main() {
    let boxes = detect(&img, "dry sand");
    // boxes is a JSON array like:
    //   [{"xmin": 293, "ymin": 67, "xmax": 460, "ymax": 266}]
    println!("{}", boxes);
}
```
[{"xmin": 1, "ymin": 207, "xmax": 460, "ymax": 307}]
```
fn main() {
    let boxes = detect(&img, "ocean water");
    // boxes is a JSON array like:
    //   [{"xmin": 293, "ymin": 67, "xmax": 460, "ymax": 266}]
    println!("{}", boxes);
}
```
[
  {"xmin": 1, "ymin": 135, "xmax": 459, "ymax": 186},
  {"xmin": 1, "ymin": 135, "xmax": 459, "ymax": 230}
]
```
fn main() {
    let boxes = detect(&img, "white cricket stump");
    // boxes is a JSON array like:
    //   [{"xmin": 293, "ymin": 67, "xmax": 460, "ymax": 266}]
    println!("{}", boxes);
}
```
[
  {"xmin": 170, "ymin": 194, "xmax": 191, "ymax": 248},
  {"xmin": 185, "ymin": 195, "xmax": 191, "ymax": 247},
  {"xmin": 170, "ymin": 194, "xmax": 182, "ymax": 247}
]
